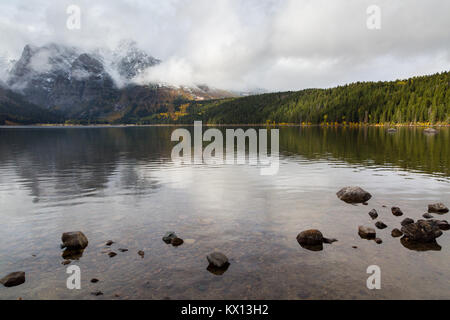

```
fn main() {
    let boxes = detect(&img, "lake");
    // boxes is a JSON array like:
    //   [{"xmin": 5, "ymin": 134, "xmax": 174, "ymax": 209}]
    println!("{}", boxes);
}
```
[{"xmin": 0, "ymin": 126, "xmax": 449, "ymax": 299}]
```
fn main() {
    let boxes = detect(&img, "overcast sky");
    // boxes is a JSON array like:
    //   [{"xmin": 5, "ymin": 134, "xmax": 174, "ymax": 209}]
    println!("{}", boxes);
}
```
[{"xmin": 0, "ymin": 0, "xmax": 449, "ymax": 91}]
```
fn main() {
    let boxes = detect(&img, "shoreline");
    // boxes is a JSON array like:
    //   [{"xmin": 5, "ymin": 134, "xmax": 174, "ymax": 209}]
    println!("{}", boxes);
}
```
[{"xmin": 1, "ymin": 123, "xmax": 449, "ymax": 128}]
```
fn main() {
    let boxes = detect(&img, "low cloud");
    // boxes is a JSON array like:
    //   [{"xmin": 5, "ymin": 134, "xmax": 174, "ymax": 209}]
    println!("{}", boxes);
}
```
[{"xmin": 0, "ymin": 0, "xmax": 449, "ymax": 91}]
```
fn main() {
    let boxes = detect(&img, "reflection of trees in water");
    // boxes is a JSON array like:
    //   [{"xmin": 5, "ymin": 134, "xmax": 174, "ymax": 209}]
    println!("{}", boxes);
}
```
[
  {"xmin": 0, "ymin": 127, "xmax": 175, "ymax": 201},
  {"xmin": 280, "ymin": 127, "xmax": 450, "ymax": 177}
]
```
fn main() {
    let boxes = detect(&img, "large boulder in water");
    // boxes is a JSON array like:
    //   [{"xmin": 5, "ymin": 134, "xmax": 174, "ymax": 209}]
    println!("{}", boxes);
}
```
[
  {"xmin": 336, "ymin": 187, "xmax": 372, "ymax": 204},
  {"xmin": 61, "ymin": 231, "xmax": 88, "ymax": 249},
  {"xmin": 0, "ymin": 271, "xmax": 25, "ymax": 287},
  {"xmin": 401, "ymin": 220, "xmax": 443, "ymax": 243},
  {"xmin": 428, "ymin": 203, "xmax": 449, "ymax": 214}
]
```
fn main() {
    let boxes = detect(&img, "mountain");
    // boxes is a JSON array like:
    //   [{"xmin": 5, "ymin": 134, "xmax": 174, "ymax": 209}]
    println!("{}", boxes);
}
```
[
  {"xmin": 112, "ymin": 40, "xmax": 161, "ymax": 80},
  {"xmin": 3, "ymin": 42, "xmax": 235, "ymax": 123},
  {"xmin": 0, "ymin": 86, "xmax": 61, "ymax": 124}
]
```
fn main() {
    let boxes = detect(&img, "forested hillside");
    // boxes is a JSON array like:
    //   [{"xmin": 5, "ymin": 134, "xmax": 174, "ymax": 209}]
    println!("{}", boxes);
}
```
[{"xmin": 172, "ymin": 71, "xmax": 449, "ymax": 125}]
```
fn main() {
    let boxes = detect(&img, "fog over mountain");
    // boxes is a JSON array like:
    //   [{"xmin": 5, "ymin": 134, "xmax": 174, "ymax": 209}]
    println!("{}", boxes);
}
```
[{"xmin": 0, "ymin": 0, "xmax": 449, "ymax": 92}]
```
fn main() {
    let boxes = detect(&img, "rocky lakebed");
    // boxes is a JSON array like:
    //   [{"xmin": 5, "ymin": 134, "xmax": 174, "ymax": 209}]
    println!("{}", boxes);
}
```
[{"xmin": 1, "ymin": 186, "xmax": 448, "ymax": 299}]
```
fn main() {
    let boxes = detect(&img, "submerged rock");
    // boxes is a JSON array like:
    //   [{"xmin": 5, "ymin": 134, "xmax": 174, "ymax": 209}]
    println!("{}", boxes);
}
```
[
  {"xmin": 207, "ymin": 263, "xmax": 230, "ymax": 276},
  {"xmin": 374, "ymin": 238, "xmax": 383, "ymax": 244},
  {"xmin": 391, "ymin": 207, "xmax": 403, "ymax": 217},
  {"xmin": 391, "ymin": 228, "xmax": 403, "ymax": 238},
  {"xmin": 368, "ymin": 209, "xmax": 378, "ymax": 219},
  {"xmin": 61, "ymin": 260, "xmax": 71, "ymax": 265},
  {"xmin": 62, "ymin": 248, "xmax": 84, "ymax": 260},
  {"xmin": 0, "ymin": 272, "xmax": 25, "ymax": 287},
  {"xmin": 375, "ymin": 221, "xmax": 387, "ymax": 229},
  {"xmin": 171, "ymin": 238, "xmax": 184, "ymax": 246},
  {"xmin": 138, "ymin": 250, "xmax": 145, "ymax": 258},
  {"xmin": 434, "ymin": 220, "xmax": 450, "ymax": 231},
  {"xmin": 423, "ymin": 213, "xmax": 434, "ymax": 219},
  {"xmin": 90, "ymin": 278, "xmax": 99, "ymax": 283},
  {"xmin": 336, "ymin": 186, "xmax": 372, "ymax": 204},
  {"xmin": 108, "ymin": 252, "xmax": 117, "ymax": 258},
  {"xmin": 162, "ymin": 232, "xmax": 177, "ymax": 244},
  {"xmin": 358, "ymin": 226, "xmax": 376, "ymax": 239},
  {"xmin": 105, "ymin": 240, "xmax": 114, "ymax": 246},
  {"xmin": 118, "ymin": 248, "xmax": 128, "ymax": 252},
  {"xmin": 207, "ymin": 252, "xmax": 229, "ymax": 268},
  {"xmin": 61, "ymin": 231, "xmax": 88, "ymax": 250},
  {"xmin": 322, "ymin": 237, "xmax": 338, "ymax": 244},
  {"xmin": 428, "ymin": 203, "xmax": 449, "ymax": 214},
  {"xmin": 296, "ymin": 230, "xmax": 323, "ymax": 245},
  {"xmin": 401, "ymin": 220, "xmax": 443, "ymax": 243},
  {"xmin": 401, "ymin": 218, "xmax": 414, "ymax": 226},
  {"xmin": 400, "ymin": 237, "xmax": 441, "ymax": 252},
  {"xmin": 91, "ymin": 291, "xmax": 103, "ymax": 296}
]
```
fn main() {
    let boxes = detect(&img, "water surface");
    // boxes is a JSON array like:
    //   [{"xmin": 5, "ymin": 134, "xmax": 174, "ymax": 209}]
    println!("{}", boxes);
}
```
[{"xmin": 0, "ymin": 126, "xmax": 449, "ymax": 299}]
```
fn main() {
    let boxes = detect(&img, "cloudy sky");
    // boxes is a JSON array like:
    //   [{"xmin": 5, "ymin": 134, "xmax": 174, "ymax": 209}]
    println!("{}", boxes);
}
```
[{"xmin": 0, "ymin": 0, "xmax": 449, "ymax": 91}]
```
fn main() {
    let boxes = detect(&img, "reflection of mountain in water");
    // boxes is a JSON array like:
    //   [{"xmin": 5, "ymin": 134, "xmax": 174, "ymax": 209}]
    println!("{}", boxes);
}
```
[{"xmin": 0, "ymin": 127, "xmax": 174, "ymax": 202}]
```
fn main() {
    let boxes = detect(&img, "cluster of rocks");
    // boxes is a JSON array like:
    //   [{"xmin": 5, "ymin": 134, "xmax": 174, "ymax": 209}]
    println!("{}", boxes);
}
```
[
  {"xmin": 333, "ymin": 186, "xmax": 449, "ymax": 250},
  {"xmin": 162, "ymin": 232, "xmax": 184, "ymax": 247}
]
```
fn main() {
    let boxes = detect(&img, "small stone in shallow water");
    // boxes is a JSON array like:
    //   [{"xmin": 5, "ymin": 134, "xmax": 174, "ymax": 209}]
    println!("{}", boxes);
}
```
[
  {"xmin": 106, "ymin": 240, "xmax": 114, "ymax": 246},
  {"xmin": 391, "ymin": 207, "xmax": 403, "ymax": 216},
  {"xmin": 423, "ymin": 213, "xmax": 434, "ymax": 219},
  {"xmin": 162, "ymin": 232, "xmax": 177, "ymax": 244},
  {"xmin": 296, "ymin": 230, "xmax": 324, "ymax": 245},
  {"xmin": 428, "ymin": 203, "xmax": 449, "ymax": 214},
  {"xmin": 358, "ymin": 226, "xmax": 376, "ymax": 239},
  {"xmin": 118, "ymin": 248, "xmax": 128, "ymax": 252},
  {"xmin": 352, "ymin": 246, "xmax": 358, "ymax": 249},
  {"xmin": 375, "ymin": 238, "xmax": 383, "ymax": 244},
  {"xmin": 90, "ymin": 278, "xmax": 99, "ymax": 283},
  {"xmin": 138, "ymin": 250, "xmax": 145, "ymax": 258},
  {"xmin": 91, "ymin": 291, "xmax": 103, "ymax": 296},
  {"xmin": 391, "ymin": 229, "xmax": 403, "ymax": 237},
  {"xmin": 401, "ymin": 218, "xmax": 414, "ymax": 226},
  {"xmin": 108, "ymin": 252, "xmax": 117, "ymax": 258},
  {"xmin": 375, "ymin": 221, "xmax": 387, "ymax": 229},
  {"xmin": 435, "ymin": 220, "xmax": 450, "ymax": 231},
  {"xmin": 207, "ymin": 252, "xmax": 229, "ymax": 268},
  {"xmin": 171, "ymin": 238, "xmax": 184, "ymax": 246},
  {"xmin": 61, "ymin": 231, "xmax": 88, "ymax": 250},
  {"xmin": 0, "ymin": 272, "xmax": 25, "ymax": 287},
  {"xmin": 368, "ymin": 209, "xmax": 378, "ymax": 219}
]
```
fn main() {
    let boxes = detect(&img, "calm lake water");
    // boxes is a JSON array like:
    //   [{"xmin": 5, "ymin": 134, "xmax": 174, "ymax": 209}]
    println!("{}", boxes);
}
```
[{"xmin": 0, "ymin": 126, "xmax": 449, "ymax": 300}]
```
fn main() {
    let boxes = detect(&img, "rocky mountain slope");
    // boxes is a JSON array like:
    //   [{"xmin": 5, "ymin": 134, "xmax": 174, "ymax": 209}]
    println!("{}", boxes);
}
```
[{"xmin": 2, "ymin": 42, "xmax": 235, "ymax": 123}]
